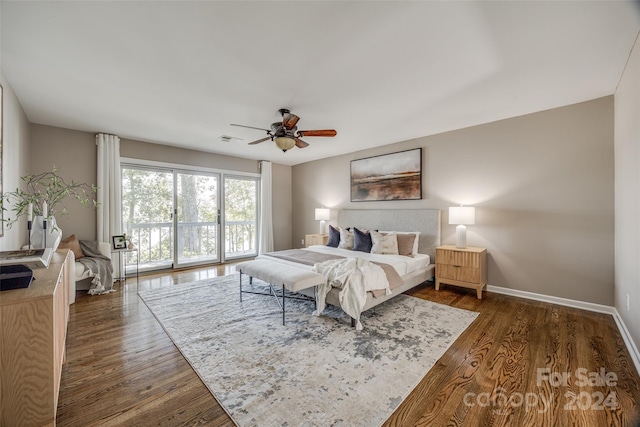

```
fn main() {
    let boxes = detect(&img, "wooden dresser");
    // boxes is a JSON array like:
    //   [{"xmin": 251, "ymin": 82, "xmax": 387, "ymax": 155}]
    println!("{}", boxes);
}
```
[
  {"xmin": 0, "ymin": 249, "xmax": 72, "ymax": 426},
  {"xmin": 435, "ymin": 245, "xmax": 487, "ymax": 299}
]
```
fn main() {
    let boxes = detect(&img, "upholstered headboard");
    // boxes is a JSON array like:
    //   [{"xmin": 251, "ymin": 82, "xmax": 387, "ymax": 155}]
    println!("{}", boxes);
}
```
[{"xmin": 337, "ymin": 209, "xmax": 441, "ymax": 261}]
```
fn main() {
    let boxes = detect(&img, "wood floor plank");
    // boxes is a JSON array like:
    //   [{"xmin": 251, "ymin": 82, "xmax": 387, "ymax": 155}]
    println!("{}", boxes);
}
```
[
  {"xmin": 389, "ymin": 295, "xmax": 508, "ymax": 426},
  {"xmin": 56, "ymin": 266, "xmax": 640, "ymax": 426}
]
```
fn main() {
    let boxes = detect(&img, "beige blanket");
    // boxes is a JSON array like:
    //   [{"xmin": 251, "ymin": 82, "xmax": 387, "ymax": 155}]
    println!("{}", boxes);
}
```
[{"xmin": 263, "ymin": 249, "xmax": 404, "ymax": 298}]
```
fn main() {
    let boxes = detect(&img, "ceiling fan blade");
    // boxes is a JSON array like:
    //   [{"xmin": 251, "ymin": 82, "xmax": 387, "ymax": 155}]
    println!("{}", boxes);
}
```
[
  {"xmin": 294, "ymin": 137, "xmax": 309, "ymax": 148},
  {"xmin": 297, "ymin": 129, "xmax": 337, "ymax": 137},
  {"xmin": 231, "ymin": 124, "xmax": 271, "ymax": 132},
  {"xmin": 248, "ymin": 136, "xmax": 272, "ymax": 145},
  {"xmin": 282, "ymin": 113, "xmax": 300, "ymax": 129}
]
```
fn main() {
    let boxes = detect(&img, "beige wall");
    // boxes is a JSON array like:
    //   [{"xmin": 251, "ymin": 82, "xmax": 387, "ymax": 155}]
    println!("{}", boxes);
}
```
[
  {"xmin": 27, "ymin": 126, "xmax": 293, "ymax": 251},
  {"xmin": 30, "ymin": 125, "xmax": 97, "ymax": 240},
  {"xmin": 0, "ymin": 73, "xmax": 31, "ymax": 251},
  {"xmin": 614, "ymin": 33, "xmax": 640, "ymax": 351},
  {"xmin": 292, "ymin": 97, "xmax": 614, "ymax": 305},
  {"xmin": 121, "ymin": 139, "xmax": 259, "ymax": 175}
]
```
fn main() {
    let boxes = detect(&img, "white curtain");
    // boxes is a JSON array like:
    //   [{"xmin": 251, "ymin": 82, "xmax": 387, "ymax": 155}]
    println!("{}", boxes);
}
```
[
  {"xmin": 96, "ymin": 133, "xmax": 122, "ymax": 243},
  {"xmin": 258, "ymin": 160, "xmax": 274, "ymax": 254}
]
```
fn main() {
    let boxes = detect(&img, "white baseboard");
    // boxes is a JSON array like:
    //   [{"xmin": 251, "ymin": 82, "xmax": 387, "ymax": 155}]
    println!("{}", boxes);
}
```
[
  {"xmin": 612, "ymin": 309, "xmax": 640, "ymax": 377},
  {"xmin": 486, "ymin": 285, "xmax": 616, "ymax": 314},
  {"xmin": 487, "ymin": 285, "xmax": 639, "ymax": 377}
]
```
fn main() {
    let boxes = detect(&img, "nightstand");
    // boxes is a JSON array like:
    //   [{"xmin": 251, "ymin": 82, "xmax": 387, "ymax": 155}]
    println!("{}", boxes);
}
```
[
  {"xmin": 305, "ymin": 233, "xmax": 328, "ymax": 247},
  {"xmin": 435, "ymin": 245, "xmax": 487, "ymax": 299}
]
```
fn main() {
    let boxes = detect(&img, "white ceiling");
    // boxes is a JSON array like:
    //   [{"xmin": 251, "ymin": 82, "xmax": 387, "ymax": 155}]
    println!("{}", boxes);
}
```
[{"xmin": 2, "ymin": 1, "xmax": 639, "ymax": 166}]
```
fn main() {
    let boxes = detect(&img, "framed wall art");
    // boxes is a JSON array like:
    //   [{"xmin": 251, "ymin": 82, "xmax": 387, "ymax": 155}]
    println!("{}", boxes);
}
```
[{"xmin": 351, "ymin": 148, "xmax": 422, "ymax": 202}]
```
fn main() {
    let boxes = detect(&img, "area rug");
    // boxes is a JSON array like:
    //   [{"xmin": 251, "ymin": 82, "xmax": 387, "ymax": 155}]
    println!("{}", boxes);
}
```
[{"xmin": 138, "ymin": 275, "xmax": 478, "ymax": 426}]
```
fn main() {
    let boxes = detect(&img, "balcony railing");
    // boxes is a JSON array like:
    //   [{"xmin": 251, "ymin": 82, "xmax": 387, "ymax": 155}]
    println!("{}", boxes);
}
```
[{"xmin": 124, "ymin": 220, "xmax": 256, "ymax": 271}]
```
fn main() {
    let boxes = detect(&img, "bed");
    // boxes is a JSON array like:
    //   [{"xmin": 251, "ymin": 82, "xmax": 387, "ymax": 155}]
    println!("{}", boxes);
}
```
[{"xmin": 244, "ymin": 209, "xmax": 441, "ymax": 328}]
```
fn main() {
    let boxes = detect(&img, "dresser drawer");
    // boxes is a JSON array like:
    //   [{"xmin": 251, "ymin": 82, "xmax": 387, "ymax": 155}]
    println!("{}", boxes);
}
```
[
  {"xmin": 436, "ymin": 263, "xmax": 481, "ymax": 284},
  {"xmin": 436, "ymin": 248, "xmax": 481, "ymax": 268}
]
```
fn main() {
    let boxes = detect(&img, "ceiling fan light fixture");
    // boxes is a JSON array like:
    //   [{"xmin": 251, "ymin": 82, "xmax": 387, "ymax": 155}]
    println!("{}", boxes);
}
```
[
  {"xmin": 274, "ymin": 136, "xmax": 296, "ymax": 152},
  {"xmin": 232, "ymin": 108, "xmax": 337, "ymax": 151}
]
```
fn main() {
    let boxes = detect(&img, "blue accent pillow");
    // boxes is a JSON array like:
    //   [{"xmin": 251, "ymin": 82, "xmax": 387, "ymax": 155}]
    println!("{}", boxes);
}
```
[
  {"xmin": 352, "ymin": 227, "xmax": 372, "ymax": 252},
  {"xmin": 326, "ymin": 225, "xmax": 340, "ymax": 247}
]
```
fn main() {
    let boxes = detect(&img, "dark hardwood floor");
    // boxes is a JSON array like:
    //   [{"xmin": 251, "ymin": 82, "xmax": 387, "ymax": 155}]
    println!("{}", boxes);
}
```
[{"xmin": 57, "ymin": 264, "xmax": 640, "ymax": 426}]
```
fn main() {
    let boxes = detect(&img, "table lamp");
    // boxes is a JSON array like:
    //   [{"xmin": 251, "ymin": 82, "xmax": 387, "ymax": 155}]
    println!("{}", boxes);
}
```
[
  {"xmin": 449, "ymin": 206, "xmax": 475, "ymax": 248},
  {"xmin": 315, "ymin": 208, "xmax": 330, "ymax": 234}
]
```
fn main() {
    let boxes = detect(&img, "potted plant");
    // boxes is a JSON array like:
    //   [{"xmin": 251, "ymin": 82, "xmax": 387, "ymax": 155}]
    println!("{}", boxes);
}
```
[{"xmin": 1, "ymin": 166, "xmax": 98, "ymax": 248}]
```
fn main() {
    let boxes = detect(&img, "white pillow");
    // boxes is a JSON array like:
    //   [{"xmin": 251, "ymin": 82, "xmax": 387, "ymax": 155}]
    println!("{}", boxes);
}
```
[
  {"xmin": 370, "ymin": 230, "xmax": 399, "ymax": 255},
  {"xmin": 338, "ymin": 227, "xmax": 354, "ymax": 250},
  {"xmin": 380, "ymin": 231, "xmax": 420, "ymax": 254}
]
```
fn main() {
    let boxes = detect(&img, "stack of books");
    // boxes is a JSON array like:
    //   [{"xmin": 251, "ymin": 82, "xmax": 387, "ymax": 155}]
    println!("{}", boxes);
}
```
[{"xmin": 0, "ymin": 248, "xmax": 54, "ymax": 269}]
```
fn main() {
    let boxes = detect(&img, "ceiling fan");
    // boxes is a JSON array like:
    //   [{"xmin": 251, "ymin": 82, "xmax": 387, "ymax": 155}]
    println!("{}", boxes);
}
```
[{"xmin": 231, "ymin": 108, "xmax": 337, "ymax": 152}]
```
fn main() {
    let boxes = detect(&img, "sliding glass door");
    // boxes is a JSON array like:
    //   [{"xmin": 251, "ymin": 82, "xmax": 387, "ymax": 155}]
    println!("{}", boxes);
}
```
[
  {"xmin": 122, "ymin": 167, "xmax": 174, "ymax": 271},
  {"xmin": 176, "ymin": 172, "xmax": 220, "ymax": 267},
  {"xmin": 122, "ymin": 164, "xmax": 257, "ymax": 272},
  {"xmin": 224, "ymin": 176, "xmax": 258, "ymax": 259}
]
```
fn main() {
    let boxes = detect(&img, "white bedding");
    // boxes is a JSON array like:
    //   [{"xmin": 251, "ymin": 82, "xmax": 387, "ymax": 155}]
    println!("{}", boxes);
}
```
[
  {"xmin": 257, "ymin": 246, "xmax": 429, "ymax": 277},
  {"xmin": 254, "ymin": 246, "xmax": 431, "ymax": 330},
  {"xmin": 255, "ymin": 243, "xmax": 431, "ymax": 277},
  {"xmin": 252, "ymin": 241, "xmax": 435, "ymax": 330},
  {"xmin": 256, "ymin": 247, "xmax": 429, "ymax": 278},
  {"xmin": 305, "ymin": 245, "xmax": 430, "ymax": 276}
]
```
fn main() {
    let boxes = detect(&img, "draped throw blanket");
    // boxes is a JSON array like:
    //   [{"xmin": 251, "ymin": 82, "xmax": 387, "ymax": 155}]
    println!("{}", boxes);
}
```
[
  {"xmin": 264, "ymin": 249, "xmax": 404, "ymax": 297},
  {"xmin": 79, "ymin": 240, "xmax": 115, "ymax": 295},
  {"xmin": 313, "ymin": 257, "xmax": 391, "ymax": 331}
]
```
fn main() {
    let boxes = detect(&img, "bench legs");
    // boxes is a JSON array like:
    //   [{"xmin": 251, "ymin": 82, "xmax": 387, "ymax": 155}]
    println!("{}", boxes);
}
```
[
  {"xmin": 238, "ymin": 272, "xmax": 315, "ymax": 325},
  {"xmin": 239, "ymin": 273, "xmax": 360, "ymax": 328}
]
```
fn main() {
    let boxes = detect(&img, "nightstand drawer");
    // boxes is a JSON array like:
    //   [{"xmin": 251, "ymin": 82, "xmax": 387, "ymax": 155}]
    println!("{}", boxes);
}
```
[
  {"xmin": 435, "ymin": 245, "xmax": 487, "ymax": 299},
  {"xmin": 305, "ymin": 234, "xmax": 328, "ymax": 247},
  {"xmin": 436, "ymin": 264, "xmax": 481, "ymax": 283},
  {"xmin": 436, "ymin": 248, "xmax": 481, "ymax": 268}
]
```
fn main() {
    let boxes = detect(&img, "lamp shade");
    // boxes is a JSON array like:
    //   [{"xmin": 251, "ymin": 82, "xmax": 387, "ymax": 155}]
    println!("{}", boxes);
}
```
[
  {"xmin": 315, "ymin": 208, "xmax": 330, "ymax": 221},
  {"xmin": 275, "ymin": 136, "xmax": 296, "ymax": 152},
  {"xmin": 449, "ymin": 206, "xmax": 475, "ymax": 225}
]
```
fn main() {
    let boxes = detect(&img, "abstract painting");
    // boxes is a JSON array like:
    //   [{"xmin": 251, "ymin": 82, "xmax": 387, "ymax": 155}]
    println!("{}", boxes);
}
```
[{"xmin": 351, "ymin": 148, "xmax": 422, "ymax": 201}]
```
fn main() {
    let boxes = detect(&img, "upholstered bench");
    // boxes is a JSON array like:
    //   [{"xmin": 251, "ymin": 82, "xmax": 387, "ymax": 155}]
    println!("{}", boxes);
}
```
[{"xmin": 236, "ymin": 259, "xmax": 325, "ymax": 325}]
